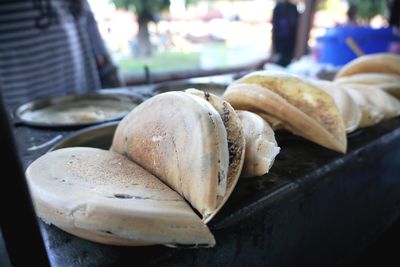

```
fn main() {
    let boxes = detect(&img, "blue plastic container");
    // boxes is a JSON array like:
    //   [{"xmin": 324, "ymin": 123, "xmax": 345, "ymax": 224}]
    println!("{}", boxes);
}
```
[{"xmin": 316, "ymin": 26, "xmax": 399, "ymax": 66}]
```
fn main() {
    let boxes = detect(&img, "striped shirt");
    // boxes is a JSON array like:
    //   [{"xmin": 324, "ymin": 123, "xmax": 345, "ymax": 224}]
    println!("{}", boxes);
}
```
[{"xmin": 0, "ymin": 0, "xmax": 101, "ymax": 110}]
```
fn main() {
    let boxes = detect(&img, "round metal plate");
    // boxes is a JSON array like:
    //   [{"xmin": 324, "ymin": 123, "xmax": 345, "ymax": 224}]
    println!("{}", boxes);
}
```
[
  {"xmin": 15, "ymin": 92, "xmax": 141, "ymax": 128},
  {"xmin": 153, "ymin": 82, "xmax": 227, "ymax": 97},
  {"xmin": 50, "ymin": 121, "xmax": 118, "ymax": 151}
]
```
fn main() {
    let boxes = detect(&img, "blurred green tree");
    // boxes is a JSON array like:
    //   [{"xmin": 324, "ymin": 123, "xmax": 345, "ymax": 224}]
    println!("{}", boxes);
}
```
[
  {"xmin": 347, "ymin": 0, "xmax": 387, "ymax": 21},
  {"xmin": 111, "ymin": 0, "xmax": 170, "ymax": 57}
]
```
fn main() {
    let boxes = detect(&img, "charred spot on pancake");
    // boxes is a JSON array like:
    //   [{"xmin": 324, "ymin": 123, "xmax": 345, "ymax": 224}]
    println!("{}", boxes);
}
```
[
  {"xmin": 204, "ymin": 92, "xmax": 210, "ymax": 101},
  {"xmin": 113, "ymin": 193, "xmax": 133, "ymax": 199},
  {"xmin": 100, "ymin": 230, "xmax": 114, "ymax": 235},
  {"xmin": 228, "ymin": 141, "xmax": 236, "ymax": 164},
  {"xmin": 221, "ymin": 102, "xmax": 230, "ymax": 123},
  {"xmin": 123, "ymin": 150, "xmax": 129, "ymax": 158}
]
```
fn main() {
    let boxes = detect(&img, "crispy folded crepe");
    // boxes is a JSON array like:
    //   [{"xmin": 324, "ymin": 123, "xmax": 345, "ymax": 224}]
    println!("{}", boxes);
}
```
[
  {"xmin": 185, "ymin": 89, "xmax": 245, "ymax": 220},
  {"xmin": 342, "ymin": 84, "xmax": 400, "ymax": 128},
  {"xmin": 236, "ymin": 111, "xmax": 280, "ymax": 177},
  {"xmin": 223, "ymin": 71, "xmax": 347, "ymax": 153},
  {"xmin": 335, "ymin": 53, "xmax": 400, "ymax": 78},
  {"xmin": 26, "ymin": 147, "xmax": 215, "ymax": 247},
  {"xmin": 26, "ymin": 91, "xmax": 247, "ymax": 246},
  {"xmin": 258, "ymin": 113, "xmax": 284, "ymax": 130},
  {"xmin": 312, "ymin": 80, "xmax": 362, "ymax": 133},
  {"xmin": 377, "ymin": 83, "xmax": 400, "ymax": 99},
  {"xmin": 342, "ymin": 86, "xmax": 383, "ymax": 128},
  {"xmin": 111, "ymin": 91, "xmax": 244, "ymax": 222},
  {"xmin": 335, "ymin": 73, "xmax": 400, "ymax": 98},
  {"xmin": 335, "ymin": 72, "xmax": 400, "ymax": 85}
]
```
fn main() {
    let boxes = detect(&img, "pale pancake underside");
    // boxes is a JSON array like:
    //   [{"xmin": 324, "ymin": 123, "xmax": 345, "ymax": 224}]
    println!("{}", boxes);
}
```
[
  {"xmin": 334, "ymin": 73, "xmax": 400, "ymax": 99},
  {"xmin": 26, "ymin": 147, "xmax": 215, "ymax": 247},
  {"xmin": 237, "ymin": 110, "xmax": 280, "ymax": 178},
  {"xmin": 342, "ymin": 84, "xmax": 400, "ymax": 128}
]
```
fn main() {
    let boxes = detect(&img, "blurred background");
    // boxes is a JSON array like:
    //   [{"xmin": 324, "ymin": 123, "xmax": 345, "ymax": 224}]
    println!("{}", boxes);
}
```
[
  {"xmin": 1, "ymin": 1, "xmax": 399, "ymax": 266},
  {"xmin": 86, "ymin": 0, "xmax": 399, "ymax": 84}
]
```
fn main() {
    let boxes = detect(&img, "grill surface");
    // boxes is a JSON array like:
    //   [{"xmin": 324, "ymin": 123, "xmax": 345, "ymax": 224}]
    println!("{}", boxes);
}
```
[{"xmin": 12, "ymin": 86, "xmax": 400, "ymax": 267}]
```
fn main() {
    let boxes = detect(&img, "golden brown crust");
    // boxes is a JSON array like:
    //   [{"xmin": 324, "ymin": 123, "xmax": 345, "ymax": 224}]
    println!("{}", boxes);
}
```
[
  {"xmin": 335, "ymin": 53, "xmax": 400, "ymax": 78},
  {"xmin": 224, "ymin": 71, "xmax": 347, "ymax": 153},
  {"xmin": 313, "ymin": 80, "xmax": 362, "ymax": 133}
]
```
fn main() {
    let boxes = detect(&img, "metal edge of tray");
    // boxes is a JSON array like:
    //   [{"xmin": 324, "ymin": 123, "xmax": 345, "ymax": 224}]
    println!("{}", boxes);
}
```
[
  {"xmin": 49, "ymin": 121, "xmax": 119, "ymax": 151},
  {"xmin": 152, "ymin": 82, "xmax": 228, "ymax": 96},
  {"xmin": 15, "ymin": 92, "xmax": 141, "ymax": 128}
]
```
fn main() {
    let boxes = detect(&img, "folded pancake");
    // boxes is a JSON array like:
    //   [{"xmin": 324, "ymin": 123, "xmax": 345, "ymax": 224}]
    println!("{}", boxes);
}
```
[
  {"xmin": 335, "ymin": 72, "xmax": 400, "ymax": 85},
  {"xmin": 342, "ymin": 84, "xmax": 400, "ymax": 128},
  {"xmin": 185, "ymin": 89, "xmax": 245, "ymax": 222},
  {"xmin": 377, "ymin": 83, "xmax": 400, "ymax": 99},
  {"xmin": 342, "ymin": 86, "xmax": 383, "ymax": 128},
  {"xmin": 236, "ymin": 111, "xmax": 280, "ymax": 177},
  {"xmin": 335, "ymin": 53, "xmax": 400, "ymax": 78},
  {"xmin": 223, "ymin": 71, "xmax": 347, "ymax": 153},
  {"xmin": 112, "ymin": 91, "xmax": 239, "ymax": 221},
  {"xmin": 258, "ymin": 113, "xmax": 284, "ymax": 130},
  {"xmin": 25, "ymin": 147, "xmax": 215, "ymax": 246},
  {"xmin": 335, "ymin": 73, "xmax": 400, "ymax": 98},
  {"xmin": 312, "ymin": 80, "xmax": 362, "ymax": 133}
]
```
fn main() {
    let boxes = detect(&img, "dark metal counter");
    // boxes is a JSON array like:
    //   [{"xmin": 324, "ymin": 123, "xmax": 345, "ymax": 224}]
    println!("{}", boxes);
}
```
[{"xmin": 12, "ymin": 86, "xmax": 400, "ymax": 267}]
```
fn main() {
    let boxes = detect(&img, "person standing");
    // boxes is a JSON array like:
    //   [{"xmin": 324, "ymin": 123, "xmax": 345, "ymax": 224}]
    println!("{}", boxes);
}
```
[
  {"xmin": 0, "ymin": 0, "xmax": 115, "ymax": 110},
  {"xmin": 270, "ymin": 0, "xmax": 299, "ymax": 67},
  {"xmin": 389, "ymin": 0, "xmax": 400, "ymax": 28},
  {"xmin": 83, "ymin": 1, "xmax": 121, "ymax": 88},
  {"xmin": 345, "ymin": 3, "xmax": 358, "ymax": 26},
  {"xmin": 389, "ymin": 0, "xmax": 400, "ymax": 54}
]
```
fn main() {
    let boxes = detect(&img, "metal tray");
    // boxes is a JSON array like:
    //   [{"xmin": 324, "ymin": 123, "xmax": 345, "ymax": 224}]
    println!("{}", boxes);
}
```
[
  {"xmin": 50, "ymin": 121, "xmax": 118, "ymax": 151},
  {"xmin": 15, "ymin": 92, "xmax": 141, "ymax": 128},
  {"xmin": 27, "ymin": 115, "xmax": 400, "ymax": 266},
  {"xmin": 153, "ymin": 82, "xmax": 227, "ymax": 97}
]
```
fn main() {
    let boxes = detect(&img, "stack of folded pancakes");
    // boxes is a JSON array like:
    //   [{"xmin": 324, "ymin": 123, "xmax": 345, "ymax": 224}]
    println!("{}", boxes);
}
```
[{"xmin": 26, "ymin": 53, "xmax": 400, "ymax": 247}]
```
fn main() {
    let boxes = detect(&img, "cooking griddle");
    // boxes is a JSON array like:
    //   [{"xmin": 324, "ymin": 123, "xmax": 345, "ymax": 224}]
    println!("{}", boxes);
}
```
[
  {"xmin": 11, "ymin": 85, "xmax": 400, "ymax": 266},
  {"xmin": 15, "ymin": 92, "xmax": 140, "ymax": 128}
]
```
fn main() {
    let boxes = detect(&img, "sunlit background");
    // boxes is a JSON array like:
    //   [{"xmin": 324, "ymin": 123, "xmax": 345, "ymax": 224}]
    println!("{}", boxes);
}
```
[{"xmin": 87, "ymin": 0, "xmax": 390, "ymax": 77}]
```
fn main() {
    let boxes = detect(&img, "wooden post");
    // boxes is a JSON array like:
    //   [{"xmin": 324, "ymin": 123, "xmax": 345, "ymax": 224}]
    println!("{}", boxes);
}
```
[{"xmin": 294, "ymin": 0, "xmax": 318, "ymax": 59}]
